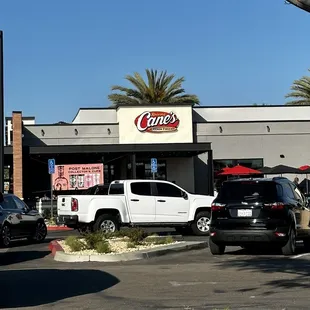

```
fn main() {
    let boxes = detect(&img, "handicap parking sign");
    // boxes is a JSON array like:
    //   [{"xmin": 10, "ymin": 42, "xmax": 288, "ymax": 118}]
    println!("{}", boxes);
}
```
[{"xmin": 151, "ymin": 158, "xmax": 157, "ymax": 173}]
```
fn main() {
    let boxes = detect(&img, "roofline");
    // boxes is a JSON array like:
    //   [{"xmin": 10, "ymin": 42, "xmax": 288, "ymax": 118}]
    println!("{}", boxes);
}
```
[
  {"xmin": 195, "ymin": 119, "xmax": 310, "ymax": 124},
  {"xmin": 193, "ymin": 105, "xmax": 310, "ymax": 109},
  {"xmin": 5, "ymin": 116, "xmax": 35, "ymax": 120},
  {"xmin": 24, "ymin": 122, "xmax": 118, "ymax": 127},
  {"xmin": 72, "ymin": 106, "xmax": 116, "ymax": 123},
  {"xmin": 115, "ymin": 103, "xmax": 194, "ymax": 110}
]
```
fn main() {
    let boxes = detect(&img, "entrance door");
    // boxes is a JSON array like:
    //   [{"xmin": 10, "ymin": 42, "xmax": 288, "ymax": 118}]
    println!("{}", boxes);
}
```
[
  {"xmin": 153, "ymin": 182, "xmax": 190, "ymax": 222},
  {"xmin": 127, "ymin": 181, "xmax": 156, "ymax": 223}
]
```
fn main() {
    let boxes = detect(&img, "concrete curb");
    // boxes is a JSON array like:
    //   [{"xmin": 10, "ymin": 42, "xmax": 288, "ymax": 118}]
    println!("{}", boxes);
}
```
[{"xmin": 49, "ymin": 240, "xmax": 208, "ymax": 263}]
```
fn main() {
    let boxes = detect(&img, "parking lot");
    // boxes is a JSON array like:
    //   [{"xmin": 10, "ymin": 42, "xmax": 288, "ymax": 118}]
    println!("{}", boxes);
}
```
[{"xmin": 0, "ymin": 230, "xmax": 309, "ymax": 310}]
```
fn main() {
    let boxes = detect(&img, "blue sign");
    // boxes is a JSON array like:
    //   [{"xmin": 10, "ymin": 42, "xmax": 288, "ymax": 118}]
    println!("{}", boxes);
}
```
[
  {"xmin": 48, "ymin": 159, "xmax": 55, "ymax": 174},
  {"xmin": 151, "ymin": 158, "xmax": 157, "ymax": 173}
]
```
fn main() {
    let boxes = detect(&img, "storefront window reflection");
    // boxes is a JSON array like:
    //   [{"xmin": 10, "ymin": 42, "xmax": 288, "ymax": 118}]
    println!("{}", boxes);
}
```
[
  {"xmin": 213, "ymin": 158, "xmax": 264, "ymax": 192},
  {"xmin": 128, "ymin": 160, "xmax": 167, "ymax": 180},
  {"xmin": 213, "ymin": 158, "xmax": 263, "ymax": 174}
]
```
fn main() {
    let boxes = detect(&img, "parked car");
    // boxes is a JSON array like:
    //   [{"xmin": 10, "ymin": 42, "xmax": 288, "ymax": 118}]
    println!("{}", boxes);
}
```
[
  {"xmin": 209, "ymin": 177, "xmax": 310, "ymax": 255},
  {"xmin": 0, "ymin": 193, "xmax": 47, "ymax": 247},
  {"xmin": 57, "ymin": 179, "xmax": 215, "ymax": 236}
]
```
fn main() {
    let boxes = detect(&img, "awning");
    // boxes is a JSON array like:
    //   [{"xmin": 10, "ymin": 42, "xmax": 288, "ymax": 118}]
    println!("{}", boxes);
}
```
[{"xmin": 28, "ymin": 143, "xmax": 212, "ymax": 157}]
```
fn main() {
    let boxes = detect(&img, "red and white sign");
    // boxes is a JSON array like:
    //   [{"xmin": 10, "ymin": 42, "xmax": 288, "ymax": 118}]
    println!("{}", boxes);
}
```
[{"xmin": 134, "ymin": 111, "xmax": 180, "ymax": 133}]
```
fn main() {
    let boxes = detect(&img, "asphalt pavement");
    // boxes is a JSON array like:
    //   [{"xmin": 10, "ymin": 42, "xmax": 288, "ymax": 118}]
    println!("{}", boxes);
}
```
[{"xmin": 1, "ymin": 229, "xmax": 310, "ymax": 309}]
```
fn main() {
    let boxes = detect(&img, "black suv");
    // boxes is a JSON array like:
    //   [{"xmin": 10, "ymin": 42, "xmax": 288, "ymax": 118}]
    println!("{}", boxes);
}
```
[{"xmin": 209, "ymin": 177, "xmax": 310, "ymax": 255}]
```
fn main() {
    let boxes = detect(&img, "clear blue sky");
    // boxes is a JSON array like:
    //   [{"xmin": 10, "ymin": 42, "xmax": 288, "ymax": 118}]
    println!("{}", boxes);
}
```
[{"xmin": 0, "ymin": 0, "xmax": 309, "ymax": 123}]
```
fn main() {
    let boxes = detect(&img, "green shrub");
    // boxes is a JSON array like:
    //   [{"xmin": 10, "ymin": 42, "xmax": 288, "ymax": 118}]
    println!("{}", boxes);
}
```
[
  {"xmin": 95, "ymin": 240, "xmax": 111, "ymax": 253},
  {"xmin": 65, "ymin": 236, "xmax": 86, "ymax": 252},
  {"xmin": 84, "ymin": 231, "xmax": 105, "ymax": 249},
  {"xmin": 127, "ymin": 242, "xmax": 136, "ymax": 248},
  {"xmin": 127, "ymin": 228, "xmax": 149, "ymax": 244},
  {"xmin": 103, "ymin": 230, "xmax": 127, "ymax": 239},
  {"xmin": 146, "ymin": 236, "xmax": 175, "ymax": 245}
]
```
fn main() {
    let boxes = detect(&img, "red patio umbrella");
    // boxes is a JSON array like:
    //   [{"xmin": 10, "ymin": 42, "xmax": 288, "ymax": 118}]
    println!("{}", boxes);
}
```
[{"xmin": 218, "ymin": 164, "xmax": 262, "ymax": 176}]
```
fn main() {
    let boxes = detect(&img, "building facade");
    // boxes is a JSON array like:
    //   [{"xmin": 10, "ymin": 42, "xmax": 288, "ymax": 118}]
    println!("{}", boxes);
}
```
[{"xmin": 5, "ymin": 104, "xmax": 310, "ymax": 200}]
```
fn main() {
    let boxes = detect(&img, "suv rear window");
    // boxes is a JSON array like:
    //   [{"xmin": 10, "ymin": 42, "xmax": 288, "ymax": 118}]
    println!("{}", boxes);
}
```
[{"xmin": 218, "ymin": 181, "xmax": 278, "ymax": 202}]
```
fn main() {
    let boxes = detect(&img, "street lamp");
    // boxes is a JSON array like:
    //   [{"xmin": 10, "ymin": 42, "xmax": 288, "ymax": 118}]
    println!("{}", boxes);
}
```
[
  {"xmin": 286, "ymin": 0, "xmax": 310, "ymax": 13},
  {"xmin": 0, "ymin": 31, "xmax": 4, "ymax": 192}
]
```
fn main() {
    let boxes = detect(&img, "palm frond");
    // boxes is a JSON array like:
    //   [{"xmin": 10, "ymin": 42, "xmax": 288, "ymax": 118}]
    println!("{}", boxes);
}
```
[
  {"xmin": 108, "ymin": 69, "xmax": 200, "ymax": 106},
  {"xmin": 285, "ymin": 70, "xmax": 310, "ymax": 105},
  {"xmin": 108, "ymin": 94, "xmax": 141, "ymax": 105}
]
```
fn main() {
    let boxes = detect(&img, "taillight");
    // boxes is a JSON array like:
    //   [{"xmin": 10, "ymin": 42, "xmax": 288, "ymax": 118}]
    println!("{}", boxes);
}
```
[
  {"xmin": 264, "ymin": 202, "xmax": 285, "ymax": 210},
  {"xmin": 211, "ymin": 203, "xmax": 226, "ymax": 211},
  {"xmin": 71, "ymin": 198, "xmax": 79, "ymax": 212}
]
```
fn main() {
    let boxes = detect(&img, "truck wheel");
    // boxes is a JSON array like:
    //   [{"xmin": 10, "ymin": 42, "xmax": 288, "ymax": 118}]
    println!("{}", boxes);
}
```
[
  {"xmin": 191, "ymin": 211, "xmax": 211, "ymax": 236},
  {"xmin": 93, "ymin": 214, "xmax": 119, "ymax": 233},
  {"xmin": 281, "ymin": 227, "xmax": 296, "ymax": 256},
  {"xmin": 209, "ymin": 238, "xmax": 225, "ymax": 255}
]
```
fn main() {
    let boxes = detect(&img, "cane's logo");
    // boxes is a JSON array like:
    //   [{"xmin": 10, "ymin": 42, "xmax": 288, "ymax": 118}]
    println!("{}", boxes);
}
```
[{"xmin": 134, "ymin": 111, "xmax": 180, "ymax": 133}]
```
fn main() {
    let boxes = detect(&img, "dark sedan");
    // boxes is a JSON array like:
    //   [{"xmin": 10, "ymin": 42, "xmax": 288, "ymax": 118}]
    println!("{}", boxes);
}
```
[{"xmin": 0, "ymin": 193, "xmax": 47, "ymax": 247}]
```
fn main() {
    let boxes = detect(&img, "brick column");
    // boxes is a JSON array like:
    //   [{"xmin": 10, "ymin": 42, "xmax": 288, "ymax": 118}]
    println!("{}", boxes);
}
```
[{"xmin": 12, "ymin": 111, "xmax": 23, "ymax": 198}]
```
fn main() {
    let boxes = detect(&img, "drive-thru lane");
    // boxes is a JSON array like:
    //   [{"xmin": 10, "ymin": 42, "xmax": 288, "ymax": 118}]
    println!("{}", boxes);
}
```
[{"xmin": 1, "ymin": 230, "xmax": 310, "ymax": 309}]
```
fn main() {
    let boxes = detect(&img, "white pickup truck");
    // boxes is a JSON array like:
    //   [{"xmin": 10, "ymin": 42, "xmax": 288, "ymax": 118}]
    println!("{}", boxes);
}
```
[{"xmin": 57, "ymin": 179, "xmax": 216, "ymax": 236}]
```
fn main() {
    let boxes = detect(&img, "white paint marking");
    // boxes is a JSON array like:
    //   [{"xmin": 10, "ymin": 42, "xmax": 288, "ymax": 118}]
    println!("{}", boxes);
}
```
[
  {"xmin": 292, "ymin": 253, "xmax": 310, "ymax": 259},
  {"xmin": 169, "ymin": 281, "xmax": 217, "ymax": 287},
  {"xmin": 0, "ymin": 248, "xmax": 9, "ymax": 254}
]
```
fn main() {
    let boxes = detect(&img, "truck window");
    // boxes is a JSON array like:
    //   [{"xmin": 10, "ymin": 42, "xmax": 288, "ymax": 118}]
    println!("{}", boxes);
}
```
[
  {"xmin": 155, "ymin": 182, "xmax": 183, "ymax": 198},
  {"xmin": 109, "ymin": 184, "xmax": 124, "ymax": 195},
  {"xmin": 131, "ymin": 182, "xmax": 151, "ymax": 196},
  {"xmin": 96, "ymin": 186, "xmax": 109, "ymax": 195}
]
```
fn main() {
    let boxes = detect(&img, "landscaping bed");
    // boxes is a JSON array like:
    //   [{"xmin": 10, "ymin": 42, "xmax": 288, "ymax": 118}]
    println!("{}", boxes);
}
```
[{"xmin": 59, "ymin": 228, "xmax": 182, "ymax": 256}]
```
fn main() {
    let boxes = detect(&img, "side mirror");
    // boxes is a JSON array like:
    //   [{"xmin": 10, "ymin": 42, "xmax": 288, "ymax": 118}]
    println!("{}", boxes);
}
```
[{"xmin": 182, "ymin": 191, "xmax": 188, "ymax": 200}]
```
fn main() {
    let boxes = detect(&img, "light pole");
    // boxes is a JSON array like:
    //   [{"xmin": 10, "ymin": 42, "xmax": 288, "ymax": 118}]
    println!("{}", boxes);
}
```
[
  {"xmin": 286, "ymin": 0, "xmax": 310, "ymax": 13},
  {"xmin": 0, "ymin": 31, "xmax": 4, "ymax": 193}
]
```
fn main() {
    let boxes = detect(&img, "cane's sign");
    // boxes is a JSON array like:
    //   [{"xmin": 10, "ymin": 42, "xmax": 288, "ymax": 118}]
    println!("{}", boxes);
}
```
[{"xmin": 134, "ymin": 111, "xmax": 180, "ymax": 133}]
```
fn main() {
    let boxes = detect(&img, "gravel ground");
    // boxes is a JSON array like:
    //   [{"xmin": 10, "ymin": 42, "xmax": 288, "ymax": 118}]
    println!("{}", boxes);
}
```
[{"xmin": 59, "ymin": 238, "xmax": 183, "ymax": 256}]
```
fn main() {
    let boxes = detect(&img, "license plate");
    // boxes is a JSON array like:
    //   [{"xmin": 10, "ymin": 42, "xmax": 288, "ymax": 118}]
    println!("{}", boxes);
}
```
[{"xmin": 237, "ymin": 209, "xmax": 252, "ymax": 217}]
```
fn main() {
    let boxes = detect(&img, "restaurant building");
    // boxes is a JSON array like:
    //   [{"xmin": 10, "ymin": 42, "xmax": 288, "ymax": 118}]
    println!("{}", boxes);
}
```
[{"xmin": 4, "ymin": 104, "xmax": 310, "ymax": 200}]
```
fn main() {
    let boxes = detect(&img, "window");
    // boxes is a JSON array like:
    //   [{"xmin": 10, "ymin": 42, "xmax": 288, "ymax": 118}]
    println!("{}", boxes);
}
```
[
  {"xmin": 127, "ymin": 160, "xmax": 167, "ymax": 180},
  {"xmin": 218, "ymin": 181, "xmax": 277, "ymax": 202},
  {"xmin": 276, "ymin": 184, "xmax": 283, "ymax": 197},
  {"xmin": 155, "ymin": 182, "xmax": 183, "ymax": 198},
  {"xmin": 282, "ymin": 183, "xmax": 295, "ymax": 199},
  {"xmin": 109, "ymin": 184, "xmax": 124, "ymax": 195},
  {"xmin": 0, "ymin": 196, "xmax": 17, "ymax": 210},
  {"xmin": 96, "ymin": 186, "xmax": 109, "ymax": 195},
  {"xmin": 214, "ymin": 158, "xmax": 264, "ymax": 174},
  {"xmin": 289, "ymin": 183, "xmax": 303, "ymax": 201},
  {"xmin": 12, "ymin": 196, "xmax": 27, "ymax": 210},
  {"xmin": 131, "ymin": 182, "xmax": 152, "ymax": 196}
]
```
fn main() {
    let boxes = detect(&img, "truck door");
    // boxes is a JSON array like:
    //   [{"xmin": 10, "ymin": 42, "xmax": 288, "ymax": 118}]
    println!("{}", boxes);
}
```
[
  {"xmin": 153, "ymin": 182, "xmax": 190, "ymax": 222},
  {"xmin": 127, "ymin": 181, "xmax": 156, "ymax": 223}
]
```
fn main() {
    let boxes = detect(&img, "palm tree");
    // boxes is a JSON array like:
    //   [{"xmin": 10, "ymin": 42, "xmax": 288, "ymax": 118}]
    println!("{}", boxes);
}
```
[
  {"xmin": 285, "ymin": 69, "xmax": 310, "ymax": 105},
  {"xmin": 108, "ymin": 69, "xmax": 199, "ymax": 106}
]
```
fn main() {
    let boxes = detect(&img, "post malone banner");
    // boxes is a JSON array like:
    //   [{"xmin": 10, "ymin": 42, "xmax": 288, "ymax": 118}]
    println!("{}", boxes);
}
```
[{"xmin": 52, "ymin": 163, "xmax": 104, "ymax": 191}]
